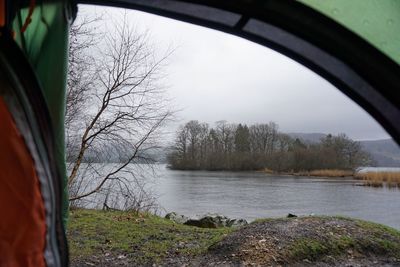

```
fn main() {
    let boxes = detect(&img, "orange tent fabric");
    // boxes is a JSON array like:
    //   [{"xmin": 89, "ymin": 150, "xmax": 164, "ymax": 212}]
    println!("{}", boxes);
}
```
[
  {"xmin": 0, "ymin": 0, "xmax": 5, "ymax": 28},
  {"xmin": 0, "ymin": 97, "xmax": 46, "ymax": 267}
]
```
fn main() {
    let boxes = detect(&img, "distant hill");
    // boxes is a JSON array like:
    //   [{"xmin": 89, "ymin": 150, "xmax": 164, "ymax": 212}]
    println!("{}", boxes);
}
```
[
  {"xmin": 287, "ymin": 133, "xmax": 400, "ymax": 167},
  {"xmin": 360, "ymin": 139, "xmax": 400, "ymax": 167}
]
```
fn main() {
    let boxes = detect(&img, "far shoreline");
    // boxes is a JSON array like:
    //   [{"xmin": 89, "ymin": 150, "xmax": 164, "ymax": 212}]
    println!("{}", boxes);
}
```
[
  {"xmin": 166, "ymin": 166, "xmax": 400, "ymax": 188},
  {"xmin": 260, "ymin": 169, "xmax": 354, "ymax": 178},
  {"xmin": 167, "ymin": 166, "xmax": 355, "ymax": 177}
]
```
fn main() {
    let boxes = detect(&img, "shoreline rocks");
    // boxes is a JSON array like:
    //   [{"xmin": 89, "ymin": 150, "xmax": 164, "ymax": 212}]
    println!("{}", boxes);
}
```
[
  {"xmin": 165, "ymin": 212, "xmax": 190, "ymax": 224},
  {"xmin": 165, "ymin": 212, "xmax": 248, "ymax": 228}
]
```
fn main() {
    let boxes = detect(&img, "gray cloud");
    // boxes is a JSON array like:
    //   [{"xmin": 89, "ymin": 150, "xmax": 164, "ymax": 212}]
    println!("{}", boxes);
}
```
[{"xmin": 82, "ymin": 5, "xmax": 390, "ymax": 140}]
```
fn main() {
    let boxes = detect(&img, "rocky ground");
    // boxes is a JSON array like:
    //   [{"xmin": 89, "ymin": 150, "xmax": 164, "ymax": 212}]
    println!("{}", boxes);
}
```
[
  {"xmin": 68, "ymin": 210, "xmax": 400, "ymax": 267},
  {"xmin": 196, "ymin": 216, "xmax": 400, "ymax": 266}
]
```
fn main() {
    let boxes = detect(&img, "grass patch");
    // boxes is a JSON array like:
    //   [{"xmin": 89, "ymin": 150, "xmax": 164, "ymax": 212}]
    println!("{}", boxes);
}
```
[
  {"xmin": 288, "ymin": 236, "xmax": 357, "ymax": 260},
  {"xmin": 354, "ymin": 219, "xmax": 400, "ymax": 257},
  {"xmin": 67, "ymin": 209, "xmax": 232, "ymax": 265},
  {"xmin": 284, "ymin": 216, "xmax": 400, "ymax": 262},
  {"xmin": 355, "ymin": 219, "xmax": 400, "ymax": 238},
  {"xmin": 288, "ymin": 239, "xmax": 330, "ymax": 260}
]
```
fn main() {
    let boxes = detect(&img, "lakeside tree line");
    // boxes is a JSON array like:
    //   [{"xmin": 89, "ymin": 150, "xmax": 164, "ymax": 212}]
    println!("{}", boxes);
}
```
[{"xmin": 167, "ymin": 120, "xmax": 372, "ymax": 172}]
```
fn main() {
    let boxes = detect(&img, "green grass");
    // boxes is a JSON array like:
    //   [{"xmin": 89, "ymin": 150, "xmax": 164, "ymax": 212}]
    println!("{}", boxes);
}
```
[
  {"xmin": 67, "ymin": 209, "xmax": 232, "ymax": 264},
  {"xmin": 287, "ymin": 236, "xmax": 358, "ymax": 261},
  {"xmin": 355, "ymin": 219, "xmax": 400, "ymax": 238},
  {"xmin": 354, "ymin": 220, "xmax": 400, "ymax": 257},
  {"xmin": 289, "ymin": 239, "xmax": 330, "ymax": 260},
  {"xmin": 250, "ymin": 215, "xmax": 400, "ymax": 263},
  {"xmin": 283, "ymin": 216, "xmax": 400, "ymax": 262}
]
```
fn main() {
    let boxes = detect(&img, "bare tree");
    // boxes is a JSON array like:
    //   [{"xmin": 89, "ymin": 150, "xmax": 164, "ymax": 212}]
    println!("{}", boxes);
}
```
[
  {"xmin": 66, "ymin": 14, "xmax": 173, "ymax": 209},
  {"xmin": 216, "ymin": 120, "xmax": 236, "ymax": 156},
  {"xmin": 66, "ymin": 15, "xmax": 101, "ymax": 162}
]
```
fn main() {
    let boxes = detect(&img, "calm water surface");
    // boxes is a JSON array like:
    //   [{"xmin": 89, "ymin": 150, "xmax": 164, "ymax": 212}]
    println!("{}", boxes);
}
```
[{"xmin": 154, "ymin": 165, "xmax": 400, "ymax": 229}]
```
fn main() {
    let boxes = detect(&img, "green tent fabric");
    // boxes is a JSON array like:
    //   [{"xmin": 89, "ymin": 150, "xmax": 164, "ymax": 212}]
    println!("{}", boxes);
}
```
[
  {"xmin": 12, "ymin": 1, "xmax": 73, "ymax": 224},
  {"xmin": 300, "ymin": 0, "xmax": 400, "ymax": 65}
]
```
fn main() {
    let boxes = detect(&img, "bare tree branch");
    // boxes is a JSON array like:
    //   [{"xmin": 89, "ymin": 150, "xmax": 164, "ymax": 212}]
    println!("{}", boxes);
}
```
[{"xmin": 66, "ymin": 13, "xmax": 174, "ymax": 211}]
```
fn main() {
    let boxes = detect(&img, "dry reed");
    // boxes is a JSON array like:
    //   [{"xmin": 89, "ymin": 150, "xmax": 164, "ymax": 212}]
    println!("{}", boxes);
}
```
[
  {"xmin": 294, "ymin": 169, "xmax": 354, "ymax": 177},
  {"xmin": 308, "ymin": 169, "xmax": 354, "ymax": 177},
  {"xmin": 261, "ymin": 168, "xmax": 274, "ymax": 174},
  {"xmin": 355, "ymin": 172, "xmax": 400, "ymax": 188}
]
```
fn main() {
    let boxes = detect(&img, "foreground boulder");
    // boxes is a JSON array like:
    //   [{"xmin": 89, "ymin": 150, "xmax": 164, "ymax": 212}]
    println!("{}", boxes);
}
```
[
  {"xmin": 165, "ymin": 213, "xmax": 248, "ymax": 228},
  {"xmin": 184, "ymin": 215, "xmax": 229, "ymax": 228}
]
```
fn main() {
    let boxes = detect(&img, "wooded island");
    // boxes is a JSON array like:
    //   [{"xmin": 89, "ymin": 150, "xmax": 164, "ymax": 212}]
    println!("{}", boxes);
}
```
[{"xmin": 167, "ymin": 120, "xmax": 372, "ymax": 172}]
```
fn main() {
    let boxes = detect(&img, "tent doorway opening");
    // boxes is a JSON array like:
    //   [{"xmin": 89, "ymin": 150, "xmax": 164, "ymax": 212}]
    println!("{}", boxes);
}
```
[{"xmin": 65, "ymin": 4, "xmax": 400, "ymax": 265}]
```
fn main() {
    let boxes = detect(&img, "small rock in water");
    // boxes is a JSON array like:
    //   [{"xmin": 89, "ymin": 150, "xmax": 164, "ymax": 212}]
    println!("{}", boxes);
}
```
[{"xmin": 287, "ymin": 213, "xmax": 298, "ymax": 218}]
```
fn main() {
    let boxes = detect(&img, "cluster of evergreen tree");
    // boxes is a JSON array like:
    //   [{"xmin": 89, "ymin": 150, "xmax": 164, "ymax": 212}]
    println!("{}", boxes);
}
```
[{"xmin": 167, "ymin": 120, "xmax": 372, "ymax": 172}]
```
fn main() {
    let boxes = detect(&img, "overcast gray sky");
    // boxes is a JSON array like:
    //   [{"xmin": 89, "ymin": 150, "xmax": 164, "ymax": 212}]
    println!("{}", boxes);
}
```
[{"xmin": 82, "ymin": 5, "xmax": 390, "ymax": 141}]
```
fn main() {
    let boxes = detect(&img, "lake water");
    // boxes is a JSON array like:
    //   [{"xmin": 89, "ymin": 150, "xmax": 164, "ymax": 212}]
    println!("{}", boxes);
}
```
[{"xmin": 154, "ymin": 165, "xmax": 400, "ymax": 229}]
